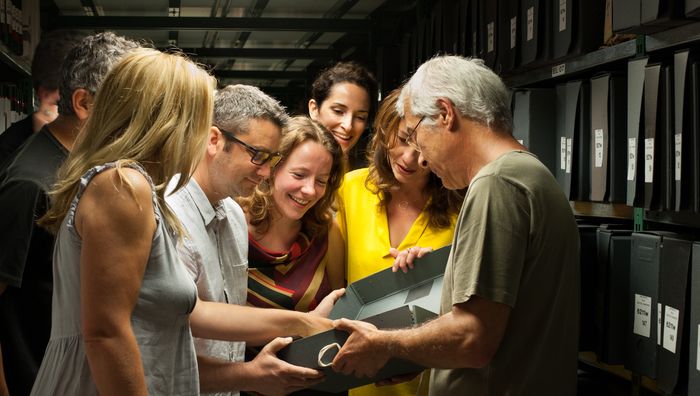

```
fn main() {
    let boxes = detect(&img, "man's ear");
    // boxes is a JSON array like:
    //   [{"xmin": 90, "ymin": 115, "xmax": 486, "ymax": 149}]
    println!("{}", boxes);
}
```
[
  {"xmin": 308, "ymin": 99, "xmax": 319, "ymax": 120},
  {"xmin": 207, "ymin": 126, "xmax": 223, "ymax": 156},
  {"xmin": 72, "ymin": 88, "xmax": 93, "ymax": 121},
  {"xmin": 436, "ymin": 98, "xmax": 458, "ymax": 132}
]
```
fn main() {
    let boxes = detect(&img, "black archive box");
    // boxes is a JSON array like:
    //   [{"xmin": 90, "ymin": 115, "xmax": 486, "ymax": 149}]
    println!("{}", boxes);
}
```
[
  {"xmin": 555, "ymin": 83, "xmax": 568, "ymax": 193},
  {"xmin": 613, "ymin": 0, "xmax": 641, "ymax": 33},
  {"xmin": 688, "ymin": 0, "xmax": 700, "ymax": 18},
  {"xmin": 497, "ymin": 0, "xmax": 520, "ymax": 74},
  {"xmin": 579, "ymin": 223, "xmax": 601, "ymax": 352},
  {"xmin": 479, "ymin": 0, "xmax": 498, "ymax": 68},
  {"xmin": 555, "ymin": 80, "xmax": 591, "ymax": 200},
  {"xmin": 687, "ymin": 242, "xmax": 700, "ymax": 395},
  {"xmin": 551, "ymin": 0, "xmax": 606, "ymax": 60},
  {"xmin": 643, "ymin": 63, "xmax": 674, "ymax": 211},
  {"xmin": 596, "ymin": 225, "xmax": 633, "ymax": 365},
  {"xmin": 626, "ymin": 57, "xmax": 649, "ymax": 207},
  {"xmin": 470, "ymin": 0, "xmax": 480, "ymax": 58},
  {"xmin": 520, "ymin": 0, "xmax": 552, "ymax": 66},
  {"xmin": 656, "ymin": 234, "xmax": 693, "ymax": 395},
  {"xmin": 641, "ymin": 0, "xmax": 688, "ymax": 31},
  {"xmin": 512, "ymin": 88, "xmax": 557, "ymax": 175},
  {"xmin": 277, "ymin": 246, "xmax": 452, "ymax": 392},
  {"xmin": 590, "ymin": 73, "xmax": 628, "ymax": 203},
  {"xmin": 673, "ymin": 50, "xmax": 700, "ymax": 212}
]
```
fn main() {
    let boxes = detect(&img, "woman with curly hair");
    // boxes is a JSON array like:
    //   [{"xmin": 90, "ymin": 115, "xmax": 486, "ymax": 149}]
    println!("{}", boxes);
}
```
[
  {"xmin": 241, "ymin": 116, "xmax": 346, "ymax": 313},
  {"xmin": 335, "ymin": 88, "xmax": 464, "ymax": 396}
]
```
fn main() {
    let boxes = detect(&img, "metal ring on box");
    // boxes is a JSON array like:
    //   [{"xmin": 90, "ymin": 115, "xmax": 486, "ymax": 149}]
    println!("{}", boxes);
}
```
[{"xmin": 317, "ymin": 343, "xmax": 341, "ymax": 367}]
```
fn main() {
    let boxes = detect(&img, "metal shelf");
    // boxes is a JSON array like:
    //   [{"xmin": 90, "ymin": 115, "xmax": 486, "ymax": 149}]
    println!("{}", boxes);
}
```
[
  {"xmin": 570, "ymin": 201, "xmax": 634, "ymax": 220},
  {"xmin": 646, "ymin": 20, "xmax": 700, "ymax": 53},
  {"xmin": 0, "ymin": 42, "xmax": 30, "ymax": 79},
  {"xmin": 504, "ymin": 40, "xmax": 638, "ymax": 88}
]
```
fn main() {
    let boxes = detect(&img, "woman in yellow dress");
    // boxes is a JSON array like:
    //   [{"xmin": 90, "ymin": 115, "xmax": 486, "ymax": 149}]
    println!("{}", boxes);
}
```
[{"xmin": 335, "ymin": 88, "xmax": 464, "ymax": 396}]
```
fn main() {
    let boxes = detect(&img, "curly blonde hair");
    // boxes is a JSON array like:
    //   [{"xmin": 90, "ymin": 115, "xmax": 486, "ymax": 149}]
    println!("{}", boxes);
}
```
[{"xmin": 240, "ymin": 116, "xmax": 345, "ymax": 238}]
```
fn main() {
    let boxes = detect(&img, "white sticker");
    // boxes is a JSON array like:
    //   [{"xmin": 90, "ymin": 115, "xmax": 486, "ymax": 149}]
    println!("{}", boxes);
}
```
[
  {"xmin": 559, "ymin": 0, "xmax": 567, "ymax": 32},
  {"xmin": 594, "ymin": 129, "xmax": 604, "ymax": 168},
  {"xmin": 675, "ymin": 133, "xmax": 682, "ymax": 181},
  {"xmin": 634, "ymin": 294, "xmax": 652, "ymax": 337},
  {"xmin": 627, "ymin": 138, "xmax": 637, "ymax": 181},
  {"xmin": 658, "ymin": 303, "xmax": 662, "ymax": 345},
  {"xmin": 565, "ymin": 138, "xmax": 573, "ymax": 174},
  {"xmin": 487, "ymin": 22, "xmax": 494, "ymax": 53},
  {"xmin": 510, "ymin": 17, "xmax": 517, "ymax": 49},
  {"xmin": 560, "ymin": 136, "xmax": 567, "ymax": 170},
  {"xmin": 517, "ymin": 139, "xmax": 524, "ymax": 145},
  {"xmin": 552, "ymin": 63, "xmax": 566, "ymax": 77},
  {"xmin": 663, "ymin": 306, "xmax": 680, "ymax": 353},
  {"xmin": 645, "ymin": 138, "xmax": 654, "ymax": 183},
  {"xmin": 527, "ymin": 7, "xmax": 534, "ymax": 42}
]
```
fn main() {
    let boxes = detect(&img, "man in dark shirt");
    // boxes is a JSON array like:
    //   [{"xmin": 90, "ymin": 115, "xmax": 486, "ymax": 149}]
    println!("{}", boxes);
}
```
[
  {"xmin": 0, "ymin": 30, "xmax": 84, "ymax": 164},
  {"xmin": 0, "ymin": 32, "xmax": 140, "ymax": 396}
]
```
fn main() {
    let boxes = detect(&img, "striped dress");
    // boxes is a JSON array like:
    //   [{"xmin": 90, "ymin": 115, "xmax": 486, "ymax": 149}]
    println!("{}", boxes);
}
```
[{"xmin": 246, "ymin": 231, "xmax": 331, "ymax": 312}]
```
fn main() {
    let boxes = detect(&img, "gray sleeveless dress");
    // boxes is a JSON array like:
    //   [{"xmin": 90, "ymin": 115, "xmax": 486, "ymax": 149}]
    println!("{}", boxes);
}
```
[{"xmin": 31, "ymin": 162, "xmax": 200, "ymax": 395}]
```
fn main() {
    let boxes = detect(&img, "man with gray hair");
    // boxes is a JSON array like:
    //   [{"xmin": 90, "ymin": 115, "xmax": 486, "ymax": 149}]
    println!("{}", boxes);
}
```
[
  {"xmin": 331, "ymin": 55, "xmax": 580, "ymax": 395},
  {"xmin": 166, "ymin": 84, "xmax": 333, "ymax": 395},
  {"xmin": 0, "ymin": 32, "xmax": 140, "ymax": 395}
]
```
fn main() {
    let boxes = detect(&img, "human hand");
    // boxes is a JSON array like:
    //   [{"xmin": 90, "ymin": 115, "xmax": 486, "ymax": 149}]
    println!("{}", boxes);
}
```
[
  {"xmin": 331, "ymin": 318, "xmax": 389, "ymax": 378},
  {"xmin": 310, "ymin": 288, "xmax": 346, "ymax": 318},
  {"xmin": 248, "ymin": 337, "xmax": 324, "ymax": 396},
  {"xmin": 389, "ymin": 246, "xmax": 433, "ymax": 273}
]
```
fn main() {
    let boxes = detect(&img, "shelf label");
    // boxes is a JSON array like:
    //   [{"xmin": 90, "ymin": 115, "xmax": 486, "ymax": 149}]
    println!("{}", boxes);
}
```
[
  {"xmin": 594, "ymin": 129, "xmax": 604, "ymax": 168},
  {"xmin": 552, "ymin": 63, "xmax": 566, "ymax": 77},
  {"xmin": 633, "ymin": 294, "xmax": 651, "ymax": 337},
  {"xmin": 510, "ymin": 17, "xmax": 517, "ymax": 49},
  {"xmin": 560, "ymin": 136, "xmax": 566, "ymax": 170},
  {"xmin": 645, "ymin": 138, "xmax": 654, "ymax": 183},
  {"xmin": 559, "ymin": 0, "xmax": 567, "ymax": 32},
  {"xmin": 527, "ymin": 7, "xmax": 534, "ymax": 42},
  {"xmin": 663, "ymin": 305, "xmax": 680, "ymax": 353},
  {"xmin": 487, "ymin": 22, "xmax": 494, "ymax": 53},
  {"xmin": 675, "ymin": 133, "xmax": 682, "ymax": 181},
  {"xmin": 658, "ymin": 303, "xmax": 662, "ymax": 345},
  {"xmin": 565, "ymin": 138, "xmax": 573, "ymax": 174},
  {"xmin": 627, "ymin": 138, "xmax": 636, "ymax": 181}
]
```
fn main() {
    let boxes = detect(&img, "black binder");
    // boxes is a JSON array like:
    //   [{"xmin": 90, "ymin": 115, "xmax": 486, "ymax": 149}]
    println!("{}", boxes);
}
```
[
  {"xmin": 512, "ymin": 88, "xmax": 557, "ymax": 175},
  {"xmin": 520, "ymin": 0, "xmax": 552, "ymax": 66},
  {"xmin": 627, "ymin": 57, "xmax": 649, "ymax": 207},
  {"xmin": 551, "ymin": 0, "xmax": 605, "ymax": 60}
]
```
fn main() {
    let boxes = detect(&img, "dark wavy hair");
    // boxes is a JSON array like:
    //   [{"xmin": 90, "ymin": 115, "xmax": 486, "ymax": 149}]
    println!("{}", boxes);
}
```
[
  {"xmin": 311, "ymin": 61, "xmax": 378, "ymax": 114},
  {"xmin": 366, "ymin": 88, "xmax": 463, "ymax": 230},
  {"xmin": 240, "ymin": 116, "xmax": 345, "ymax": 238}
]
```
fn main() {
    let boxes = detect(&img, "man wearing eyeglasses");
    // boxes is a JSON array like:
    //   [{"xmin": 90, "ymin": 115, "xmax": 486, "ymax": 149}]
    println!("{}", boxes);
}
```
[
  {"xmin": 166, "ymin": 84, "xmax": 339, "ymax": 396},
  {"xmin": 330, "ymin": 56, "xmax": 580, "ymax": 396}
]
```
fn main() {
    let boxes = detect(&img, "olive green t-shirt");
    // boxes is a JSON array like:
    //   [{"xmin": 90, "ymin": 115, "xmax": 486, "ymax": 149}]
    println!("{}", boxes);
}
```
[{"xmin": 429, "ymin": 151, "xmax": 580, "ymax": 396}]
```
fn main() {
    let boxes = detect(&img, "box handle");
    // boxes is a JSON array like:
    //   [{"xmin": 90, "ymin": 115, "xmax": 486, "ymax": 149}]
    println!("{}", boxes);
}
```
[{"xmin": 317, "ymin": 342, "xmax": 341, "ymax": 367}]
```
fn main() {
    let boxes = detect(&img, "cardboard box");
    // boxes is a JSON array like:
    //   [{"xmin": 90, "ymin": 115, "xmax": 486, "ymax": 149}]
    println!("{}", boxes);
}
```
[{"xmin": 277, "ymin": 246, "xmax": 452, "ymax": 393}]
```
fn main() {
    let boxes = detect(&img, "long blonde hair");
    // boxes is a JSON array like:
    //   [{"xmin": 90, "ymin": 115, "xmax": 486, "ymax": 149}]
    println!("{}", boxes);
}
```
[
  {"xmin": 40, "ymin": 48, "xmax": 215, "ymax": 235},
  {"xmin": 240, "ymin": 116, "xmax": 344, "ymax": 238}
]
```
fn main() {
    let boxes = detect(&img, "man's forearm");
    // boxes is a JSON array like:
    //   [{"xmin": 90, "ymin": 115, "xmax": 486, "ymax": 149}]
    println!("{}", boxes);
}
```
[{"xmin": 197, "ymin": 355, "xmax": 251, "ymax": 393}]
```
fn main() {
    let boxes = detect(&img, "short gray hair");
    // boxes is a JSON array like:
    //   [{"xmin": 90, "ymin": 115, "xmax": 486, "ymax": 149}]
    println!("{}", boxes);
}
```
[
  {"xmin": 58, "ymin": 32, "xmax": 141, "ymax": 116},
  {"xmin": 398, "ymin": 55, "xmax": 512, "ymax": 134},
  {"xmin": 214, "ymin": 84, "xmax": 289, "ymax": 136}
]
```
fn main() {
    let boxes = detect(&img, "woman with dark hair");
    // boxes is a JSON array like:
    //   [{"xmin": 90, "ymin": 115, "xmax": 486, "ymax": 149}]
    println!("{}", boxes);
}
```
[
  {"xmin": 308, "ymin": 61, "xmax": 377, "ymax": 159},
  {"xmin": 241, "ymin": 116, "xmax": 346, "ymax": 312},
  {"xmin": 335, "ymin": 88, "xmax": 464, "ymax": 396}
]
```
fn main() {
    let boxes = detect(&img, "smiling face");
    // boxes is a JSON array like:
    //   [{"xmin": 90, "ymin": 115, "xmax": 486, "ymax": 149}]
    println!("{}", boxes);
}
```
[
  {"xmin": 389, "ymin": 118, "xmax": 431, "ymax": 187},
  {"xmin": 271, "ymin": 140, "xmax": 333, "ymax": 221},
  {"xmin": 308, "ymin": 82, "xmax": 370, "ymax": 153}
]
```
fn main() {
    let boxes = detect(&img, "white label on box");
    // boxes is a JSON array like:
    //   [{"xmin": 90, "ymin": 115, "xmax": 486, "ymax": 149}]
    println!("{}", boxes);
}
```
[
  {"xmin": 559, "ymin": 0, "xmax": 567, "ymax": 32},
  {"xmin": 552, "ymin": 63, "xmax": 566, "ymax": 77},
  {"xmin": 675, "ymin": 133, "xmax": 682, "ymax": 181},
  {"xmin": 594, "ymin": 129, "xmax": 604, "ymax": 168},
  {"xmin": 510, "ymin": 17, "xmax": 517, "ymax": 49},
  {"xmin": 517, "ymin": 139, "xmax": 524, "ymax": 145},
  {"xmin": 663, "ymin": 306, "xmax": 680, "ymax": 353},
  {"xmin": 627, "ymin": 138, "xmax": 636, "ymax": 181},
  {"xmin": 527, "ymin": 7, "xmax": 534, "ymax": 41},
  {"xmin": 658, "ymin": 303, "xmax": 662, "ymax": 345},
  {"xmin": 565, "ymin": 138, "xmax": 573, "ymax": 174},
  {"xmin": 633, "ymin": 294, "xmax": 652, "ymax": 337},
  {"xmin": 645, "ymin": 138, "xmax": 654, "ymax": 183},
  {"xmin": 560, "ymin": 136, "xmax": 567, "ymax": 170},
  {"xmin": 487, "ymin": 22, "xmax": 494, "ymax": 53}
]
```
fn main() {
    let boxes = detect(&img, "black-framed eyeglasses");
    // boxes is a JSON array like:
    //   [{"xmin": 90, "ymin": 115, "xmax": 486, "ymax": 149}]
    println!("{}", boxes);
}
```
[
  {"xmin": 405, "ymin": 116, "xmax": 426, "ymax": 152},
  {"xmin": 216, "ymin": 126, "xmax": 282, "ymax": 167}
]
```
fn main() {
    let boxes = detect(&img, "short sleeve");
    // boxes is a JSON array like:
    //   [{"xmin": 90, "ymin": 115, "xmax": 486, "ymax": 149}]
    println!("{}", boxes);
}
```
[
  {"xmin": 0, "ymin": 179, "xmax": 43, "ymax": 287},
  {"xmin": 448, "ymin": 174, "xmax": 530, "ymax": 308}
]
